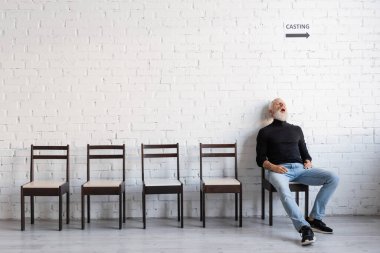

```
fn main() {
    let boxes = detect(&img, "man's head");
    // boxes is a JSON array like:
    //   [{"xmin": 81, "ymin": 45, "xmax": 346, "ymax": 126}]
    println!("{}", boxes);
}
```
[{"xmin": 269, "ymin": 98, "xmax": 288, "ymax": 121}]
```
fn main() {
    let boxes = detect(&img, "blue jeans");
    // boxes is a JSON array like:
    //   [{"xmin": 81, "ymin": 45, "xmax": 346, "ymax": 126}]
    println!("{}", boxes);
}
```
[{"xmin": 267, "ymin": 163, "xmax": 339, "ymax": 231}]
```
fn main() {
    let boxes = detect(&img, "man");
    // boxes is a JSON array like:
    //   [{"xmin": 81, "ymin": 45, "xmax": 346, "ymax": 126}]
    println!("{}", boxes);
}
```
[{"xmin": 256, "ymin": 98, "xmax": 339, "ymax": 246}]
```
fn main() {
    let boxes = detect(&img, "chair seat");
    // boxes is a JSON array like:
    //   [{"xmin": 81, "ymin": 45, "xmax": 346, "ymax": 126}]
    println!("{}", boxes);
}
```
[
  {"xmin": 289, "ymin": 181, "xmax": 305, "ymax": 185},
  {"xmin": 144, "ymin": 179, "xmax": 181, "ymax": 187},
  {"xmin": 203, "ymin": 178, "xmax": 240, "ymax": 186},
  {"xmin": 23, "ymin": 180, "xmax": 66, "ymax": 188},
  {"xmin": 83, "ymin": 180, "xmax": 123, "ymax": 188}
]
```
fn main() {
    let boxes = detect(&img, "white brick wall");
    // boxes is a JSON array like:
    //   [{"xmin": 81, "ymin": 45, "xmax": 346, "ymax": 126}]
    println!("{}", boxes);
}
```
[{"xmin": 0, "ymin": 0, "xmax": 380, "ymax": 219}]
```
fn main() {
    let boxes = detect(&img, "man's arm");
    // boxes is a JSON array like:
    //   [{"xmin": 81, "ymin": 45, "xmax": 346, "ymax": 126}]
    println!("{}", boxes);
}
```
[
  {"xmin": 298, "ymin": 126, "xmax": 312, "ymax": 161},
  {"xmin": 256, "ymin": 129, "xmax": 267, "ymax": 167},
  {"xmin": 297, "ymin": 126, "xmax": 313, "ymax": 169}
]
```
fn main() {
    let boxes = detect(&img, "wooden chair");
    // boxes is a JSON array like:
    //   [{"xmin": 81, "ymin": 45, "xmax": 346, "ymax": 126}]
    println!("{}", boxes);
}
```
[
  {"xmin": 81, "ymin": 144, "xmax": 126, "ymax": 229},
  {"xmin": 200, "ymin": 143, "xmax": 242, "ymax": 228},
  {"xmin": 21, "ymin": 145, "xmax": 70, "ymax": 231},
  {"xmin": 261, "ymin": 167, "xmax": 309, "ymax": 226},
  {"xmin": 141, "ymin": 143, "xmax": 183, "ymax": 229}
]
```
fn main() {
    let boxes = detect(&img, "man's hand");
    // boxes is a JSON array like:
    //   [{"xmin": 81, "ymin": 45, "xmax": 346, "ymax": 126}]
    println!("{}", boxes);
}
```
[
  {"xmin": 263, "ymin": 160, "xmax": 288, "ymax": 174},
  {"xmin": 271, "ymin": 165, "xmax": 288, "ymax": 174},
  {"xmin": 304, "ymin": 160, "xmax": 312, "ymax": 169}
]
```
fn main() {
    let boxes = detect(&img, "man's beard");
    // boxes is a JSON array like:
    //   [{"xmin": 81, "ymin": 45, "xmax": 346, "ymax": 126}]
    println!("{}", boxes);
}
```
[{"xmin": 273, "ymin": 110, "xmax": 288, "ymax": 121}]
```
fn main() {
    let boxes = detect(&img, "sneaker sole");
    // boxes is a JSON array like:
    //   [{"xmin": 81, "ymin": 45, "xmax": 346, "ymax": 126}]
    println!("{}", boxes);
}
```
[
  {"xmin": 311, "ymin": 227, "xmax": 333, "ymax": 234},
  {"xmin": 301, "ymin": 237, "xmax": 316, "ymax": 246}
]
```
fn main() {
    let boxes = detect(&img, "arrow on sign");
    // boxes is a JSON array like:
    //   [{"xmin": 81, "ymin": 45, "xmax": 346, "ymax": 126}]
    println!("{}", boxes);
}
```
[{"xmin": 285, "ymin": 33, "xmax": 310, "ymax": 38}]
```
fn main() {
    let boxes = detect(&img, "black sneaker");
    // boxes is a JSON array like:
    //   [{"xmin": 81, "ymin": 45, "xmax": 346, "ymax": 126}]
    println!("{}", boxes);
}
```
[
  {"xmin": 307, "ymin": 217, "xmax": 333, "ymax": 234},
  {"xmin": 299, "ymin": 226, "xmax": 316, "ymax": 246}
]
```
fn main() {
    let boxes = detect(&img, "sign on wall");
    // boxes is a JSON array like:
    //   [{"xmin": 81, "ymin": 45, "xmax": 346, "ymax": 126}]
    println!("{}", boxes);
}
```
[{"xmin": 285, "ymin": 23, "xmax": 310, "ymax": 38}]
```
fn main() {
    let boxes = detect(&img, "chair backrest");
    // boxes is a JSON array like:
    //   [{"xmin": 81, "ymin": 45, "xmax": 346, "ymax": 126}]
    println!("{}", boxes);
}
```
[
  {"xmin": 141, "ymin": 143, "xmax": 180, "ymax": 181},
  {"xmin": 30, "ymin": 145, "xmax": 70, "ymax": 182},
  {"xmin": 87, "ymin": 144, "xmax": 125, "ymax": 182},
  {"xmin": 261, "ymin": 167, "xmax": 266, "ymax": 182},
  {"xmin": 199, "ymin": 143, "xmax": 237, "ymax": 180}
]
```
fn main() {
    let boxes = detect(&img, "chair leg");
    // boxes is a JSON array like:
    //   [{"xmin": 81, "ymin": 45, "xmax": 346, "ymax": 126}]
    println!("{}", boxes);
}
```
[
  {"xmin": 81, "ymin": 189, "xmax": 85, "ymax": 230},
  {"xmin": 21, "ymin": 188, "xmax": 25, "ymax": 231},
  {"xmin": 199, "ymin": 190, "xmax": 202, "ymax": 221},
  {"xmin": 305, "ymin": 190, "xmax": 309, "ymax": 218},
  {"xmin": 202, "ymin": 191, "xmax": 206, "ymax": 228},
  {"xmin": 296, "ymin": 191, "xmax": 299, "ymax": 205},
  {"xmin": 30, "ymin": 196, "xmax": 34, "ymax": 225},
  {"xmin": 177, "ymin": 193, "xmax": 180, "ymax": 222},
  {"xmin": 239, "ymin": 189, "xmax": 242, "ymax": 227},
  {"xmin": 66, "ymin": 192, "xmax": 70, "ymax": 224},
  {"xmin": 181, "ymin": 188, "xmax": 183, "ymax": 228},
  {"xmin": 59, "ymin": 194, "xmax": 62, "ymax": 231},
  {"xmin": 87, "ymin": 195, "xmax": 90, "ymax": 223},
  {"xmin": 269, "ymin": 190, "xmax": 273, "ymax": 226},
  {"xmin": 123, "ymin": 191, "xmax": 126, "ymax": 223},
  {"xmin": 261, "ymin": 187, "xmax": 265, "ymax": 220},
  {"xmin": 235, "ymin": 193, "xmax": 238, "ymax": 221},
  {"xmin": 119, "ymin": 191, "xmax": 122, "ymax": 230},
  {"xmin": 142, "ymin": 190, "xmax": 146, "ymax": 229}
]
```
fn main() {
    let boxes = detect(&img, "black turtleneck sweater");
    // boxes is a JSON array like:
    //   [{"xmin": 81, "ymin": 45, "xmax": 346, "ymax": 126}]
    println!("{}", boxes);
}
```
[{"xmin": 256, "ymin": 119, "xmax": 312, "ymax": 167}]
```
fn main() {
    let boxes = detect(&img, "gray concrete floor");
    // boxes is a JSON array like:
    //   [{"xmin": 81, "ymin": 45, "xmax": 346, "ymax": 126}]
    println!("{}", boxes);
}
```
[{"xmin": 1, "ymin": 216, "xmax": 379, "ymax": 253}]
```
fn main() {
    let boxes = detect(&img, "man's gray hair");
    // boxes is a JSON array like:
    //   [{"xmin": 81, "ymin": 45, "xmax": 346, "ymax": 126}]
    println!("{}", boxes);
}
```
[{"xmin": 268, "ymin": 100, "xmax": 274, "ymax": 112}]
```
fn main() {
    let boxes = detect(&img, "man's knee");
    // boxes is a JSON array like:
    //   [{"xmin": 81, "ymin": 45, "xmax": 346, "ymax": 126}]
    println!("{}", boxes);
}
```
[{"xmin": 327, "ymin": 172, "xmax": 339, "ymax": 186}]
